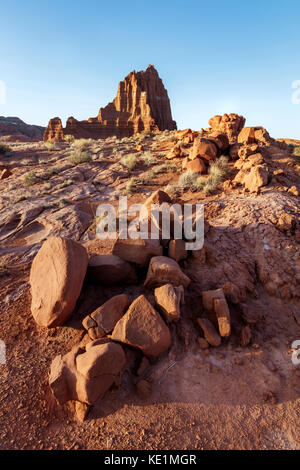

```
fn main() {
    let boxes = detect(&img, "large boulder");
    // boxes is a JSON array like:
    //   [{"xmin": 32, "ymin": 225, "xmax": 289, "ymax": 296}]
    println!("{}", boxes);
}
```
[
  {"xmin": 144, "ymin": 256, "xmax": 191, "ymax": 288},
  {"xmin": 49, "ymin": 342, "xmax": 125, "ymax": 405},
  {"xmin": 191, "ymin": 137, "xmax": 218, "ymax": 161},
  {"xmin": 184, "ymin": 157, "xmax": 207, "ymax": 173},
  {"xmin": 30, "ymin": 237, "xmax": 88, "ymax": 327},
  {"xmin": 82, "ymin": 294, "xmax": 131, "ymax": 340},
  {"xmin": 112, "ymin": 237, "xmax": 162, "ymax": 267},
  {"xmin": 87, "ymin": 254, "xmax": 136, "ymax": 285},
  {"xmin": 208, "ymin": 113, "xmax": 245, "ymax": 144},
  {"xmin": 207, "ymin": 132, "xmax": 229, "ymax": 151},
  {"xmin": 111, "ymin": 295, "xmax": 171, "ymax": 357},
  {"xmin": 243, "ymin": 165, "xmax": 269, "ymax": 192}
]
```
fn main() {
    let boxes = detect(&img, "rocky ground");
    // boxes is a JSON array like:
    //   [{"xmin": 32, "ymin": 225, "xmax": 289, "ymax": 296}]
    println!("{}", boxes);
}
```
[{"xmin": 0, "ymin": 125, "xmax": 299, "ymax": 450}]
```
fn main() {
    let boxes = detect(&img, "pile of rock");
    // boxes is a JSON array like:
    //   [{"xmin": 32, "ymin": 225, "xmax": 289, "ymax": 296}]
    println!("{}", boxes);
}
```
[{"xmin": 29, "ymin": 190, "xmax": 198, "ymax": 419}]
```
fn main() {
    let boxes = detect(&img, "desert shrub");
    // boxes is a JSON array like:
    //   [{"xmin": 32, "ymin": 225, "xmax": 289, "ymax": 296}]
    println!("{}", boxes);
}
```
[
  {"xmin": 44, "ymin": 141, "xmax": 58, "ymax": 151},
  {"xmin": 72, "ymin": 138, "xmax": 93, "ymax": 151},
  {"xmin": 125, "ymin": 177, "xmax": 139, "ymax": 194},
  {"xmin": 121, "ymin": 154, "xmax": 137, "ymax": 171},
  {"xmin": 0, "ymin": 143, "xmax": 11, "ymax": 157},
  {"xmin": 69, "ymin": 149, "xmax": 91, "ymax": 165},
  {"xmin": 208, "ymin": 156, "xmax": 229, "ymax": 181},
  {"xmin": 293, "ymin": 146, "xmax": 300, "ymax": 157},
  {"xmin": 24, "ymin": 171, "xmax": 37, "ymax": 186},
  {"xmin": 61, "ymin": 179, "xmax": 73, "ymax": 188},
  {"xmin": 164, "ymin": 183, "xmax": 180, "ymax": 197},
  {"xmin": 177, "ymin": 170, "xmax": 198, "ymax": 190},
  {"xmin": 64, "ymin": 134, "xmax": 75, "ymax": 144},
  {"xmin": 44, "ymin": 182, "xmax": 51, "ymax": 190},
  {"xmin": 142, "ymin": 151, "xmax": 157, "ymax": 167},
  {"xmin": 153, "ymin": 162, "xmax": 178, "ymax": 174}
]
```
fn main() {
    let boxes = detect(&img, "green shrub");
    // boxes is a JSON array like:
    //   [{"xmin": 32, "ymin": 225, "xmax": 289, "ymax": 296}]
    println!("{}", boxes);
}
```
[
  {"xmin": 44, "ymin": 141, "xmax": 58, "ymax": 151},
  {"xmin": 72, "ymin": 138, "xmax": 93, "ymax": 151},
  {"xmin": 142, "ymin": 151, "xmax": 157, "ymax": 167},
  {"xmin": 125, "ymin": 177, "xmax": 139, "ymax": 194},
  {"xmin": 24, "ymin": 171, "xmax": 37, "ymax": 186},
  {"xmin": 121, "ymin": 154, "xmax": 137, "ymax": 171},
  {"xmin": 69, "ymin": 149, "xmax": 91, "ymax": 165},
  {"xmin": 64, "ymin": 134, "xmax": 75, "ymax": 144}
]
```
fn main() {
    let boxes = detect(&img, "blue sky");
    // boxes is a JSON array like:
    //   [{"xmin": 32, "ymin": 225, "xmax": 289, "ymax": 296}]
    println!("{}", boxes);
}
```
[{"xmin": 0, "ymin": 0, "xmax": 299, "ymax": 138}]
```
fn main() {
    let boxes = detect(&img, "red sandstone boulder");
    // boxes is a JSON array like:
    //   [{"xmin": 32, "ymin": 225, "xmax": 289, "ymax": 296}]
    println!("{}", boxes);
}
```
[
  {"xmin": 208, "ymin": 113, "xmax": 245, "ymax": 144},
  {"xmin": 30, "ymin": 237, "xmax": 88, "ymax": 327},
  {"xmin": 82, "ymin": 294, "xmax": 131, "ymax": 340},
  {"xmin": 111, "ymin": 295, "xmax": 171, "ymax": 358},
  {"xmin": 191, "ymin": 137, "xmax": 218, "ymax": 161},
  {"xmin": 207, "ymin": 132, "xmax": 229, "ymax": 151},
  {"xmin": 144, "ymin": 256, "xmax": 191, "ymax": 288},
  {"xmin": 49, "ymin": 342, "xmax": 125, "ymax": 405},
  {"xmin": 184, "ymin": 157, "xmax": 207, "ymax": 173}
]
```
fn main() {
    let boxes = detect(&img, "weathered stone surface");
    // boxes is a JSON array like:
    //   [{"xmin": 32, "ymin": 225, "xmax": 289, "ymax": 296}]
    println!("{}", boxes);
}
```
[
  {"xmin": 82, "ymin": 294, "xmax": 131, "ymax": 339},
  {"xmin": 214, "ymin": 298, "xmax": 231, "ymax": 337},
  {"xmin": 144, "ymin": 190, "xmax": 172, "ymax": 210},
  {"xmin": 144, "ymin": 256, "xmax": 191, "ymax": 288},
  {"xmin": 197, "ymin": 318, "xmax": 221, "ymax": 347},
  {"xmin": 112, "ymin": 237, "xmax": 162, "ymax": 267},
  {"xmin": 208, "ymin": 132, "xmax": 229, "ymax": 151},
  {"xmin": 208, "ymin": 113, "xmax": 245, "ymax": 144},
  {"xmin": 43, "ymin": 117, "xmax": 64, "ymax": 142},
  {"xmin": 75, "ymin": 401, "xmax": 90, "ymax": 422},
  {"xmin": 30, "ymin": 237, "xmax": 88, "ymax": 327},
  {"xmin": 49, "ymin": 342, "xmax": 125, "ymax": 405},
  {"xmin": 202, "ymin": 288, "xmax": 226, "ymax": 312},
  {"xmin": 87, "ymin": 254, "xmax": 136, "ymax": 285},
  {"xmin": 184, "ymin": 157, "xmax": 207, "ymax": 173},
  {"xmin": 191, "ymin": 137, "xmax": 218, "ymax": 161},
  {"xmin": 237, "ymin": 127, "xmax": 256, "ymax": 145},
  {"xmin": 154, "ymin": 283, "xmax": 183, "ymax": 322},
  {"xmin": 243, "ymin": 165, "xmax": 269, "ymax": 192},
  {"xmin": 76, "ymin": 342, "xmax": 126, "ymax": 379},
  {"xmin": 168, "ymin": 239, "xmax": 187, "ymax": 262},
  {"xmin": 44, "ymin": 66, "xmax": 176, "ymax": 141},
  {"xmin": 111, "ymin": 295, "xmax": 171, "ymax": 357}
]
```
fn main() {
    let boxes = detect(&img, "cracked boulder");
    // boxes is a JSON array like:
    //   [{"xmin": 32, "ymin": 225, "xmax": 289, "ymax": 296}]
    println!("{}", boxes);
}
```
[
  {"xmin": 82, "ymin": 294, "xmax": 131, "ymax": 340},
  {"xmin": 49, "ymin": 341, "xmax": 126, "ymax": 405},
  {"xmin": 111, "ymin": 295, "xmax": 171, "ymax": 358},
  {"xmin": 30, "ymin": 237, "xmax": 88, "ymax": 327}
]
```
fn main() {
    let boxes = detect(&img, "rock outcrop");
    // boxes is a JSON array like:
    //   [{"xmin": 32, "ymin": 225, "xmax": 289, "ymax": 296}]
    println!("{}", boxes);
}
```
[
  {"xmin": 44, "ymin": 65, "xmax": 177, "ymax": 141},
  {"xmin": 208, "ymin": 113, "xmax": 245, "ymax": 144},
  {"xmin": 43, "ymin": 117, "xmax": 64, "ymax": 142},
  {"xmin": 0, "ymin": 116, "xmax": 45, "ymax": 142}
]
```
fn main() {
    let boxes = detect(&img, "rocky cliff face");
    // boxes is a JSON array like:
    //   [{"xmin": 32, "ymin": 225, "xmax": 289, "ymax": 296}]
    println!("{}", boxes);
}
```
[
  {"xmin": 43, "ymin": 117, "xmax": 64, "ymax": 142},
  {"xmin": 44, "ymin": 65, "xmax": 177, "ymax": 141},
  {"xmin": 0, "ymin": 116, "xmax": 45, "ymax": 142}
]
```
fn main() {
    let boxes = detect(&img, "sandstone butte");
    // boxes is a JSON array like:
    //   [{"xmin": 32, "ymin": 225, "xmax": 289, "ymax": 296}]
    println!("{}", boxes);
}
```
[{"xmin": 43, "ymin": 65, "xmax": 177, "ymax": 142}]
